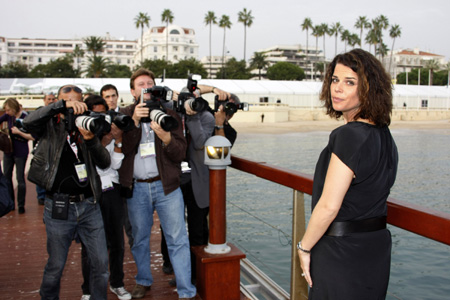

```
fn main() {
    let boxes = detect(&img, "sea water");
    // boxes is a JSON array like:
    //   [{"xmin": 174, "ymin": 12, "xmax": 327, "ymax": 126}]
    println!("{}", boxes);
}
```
[{"xmin": 226, "ymin": 127, "xmax": 450, "ymax": 300}]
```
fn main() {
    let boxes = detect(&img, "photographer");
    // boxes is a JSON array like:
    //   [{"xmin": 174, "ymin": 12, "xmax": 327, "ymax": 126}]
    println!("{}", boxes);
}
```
[
  {"xmin": 79, "ymin": 95, "xmax": 131, "ymax": 300},
  {"xmin": 214, "ymin": 93, "xmax": 241, "ymax": 146},
  {"xmin": 22, "ymin": 85, "xmax": 110, "ymax": 300},
  {"xmin": 118, "ymin": 68, "xmax": 196, "ymax": 299}
]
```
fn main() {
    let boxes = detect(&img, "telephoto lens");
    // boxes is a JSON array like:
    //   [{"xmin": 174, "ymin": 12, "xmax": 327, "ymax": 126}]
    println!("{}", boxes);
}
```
[{"xmin": 149, "ymin": 110, "xmax": 178, "ymax": 132}]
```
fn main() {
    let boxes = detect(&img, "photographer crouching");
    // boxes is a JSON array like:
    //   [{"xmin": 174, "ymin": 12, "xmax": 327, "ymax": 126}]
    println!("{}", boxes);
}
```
[{"xmin": 22, "ymin": 85, "xmax": 111, "ymax": 300}]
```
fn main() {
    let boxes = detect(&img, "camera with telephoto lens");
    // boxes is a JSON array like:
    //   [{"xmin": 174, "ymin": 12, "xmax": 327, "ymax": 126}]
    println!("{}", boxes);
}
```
[
  {"xmin": 106, "ymin": 110, "xmax": 134, "ymax": 132},
  {"xmin": 65, "ymin": 108, "xmax": 111, "ymax": 137},
  {"xmin": 214, "ymin": 95, "xmax": 249, "ymax": 116},
  {"xmin": 140, "ymin": 86, "xmax": 178, "ymax": 132},
  {"xmin": 174, "ymin": 74, "xmax": 208, "ymax": 114}
]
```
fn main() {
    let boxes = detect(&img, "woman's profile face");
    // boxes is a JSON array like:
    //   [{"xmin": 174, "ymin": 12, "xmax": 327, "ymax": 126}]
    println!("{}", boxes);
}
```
[{"xmin": 330, "ymin": 63, "xmax": 360, "ymax": 121}]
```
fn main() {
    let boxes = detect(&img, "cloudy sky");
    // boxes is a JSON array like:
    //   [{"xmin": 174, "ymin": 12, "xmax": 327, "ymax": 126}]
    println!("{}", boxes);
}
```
[{"xmin": 1, "ymin": 0, "xmax": 449, "ymax": 61}]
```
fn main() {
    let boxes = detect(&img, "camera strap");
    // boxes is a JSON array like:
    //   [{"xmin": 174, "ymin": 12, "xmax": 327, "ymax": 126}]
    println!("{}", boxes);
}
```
[{"xmin": 66, "ymin": 135, "xmax": 87, "ymax": 182}]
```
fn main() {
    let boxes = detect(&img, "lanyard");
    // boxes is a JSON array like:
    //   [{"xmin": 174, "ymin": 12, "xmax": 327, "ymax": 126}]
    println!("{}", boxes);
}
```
[{"xmin": 67, "ymin": 134, "xmax": 80, "ymax": 162}]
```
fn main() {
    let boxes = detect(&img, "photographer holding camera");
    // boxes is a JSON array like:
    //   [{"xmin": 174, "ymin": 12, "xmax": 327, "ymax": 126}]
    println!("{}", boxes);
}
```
[
  {"xmin": 79, "ymin": 95, "xmax": 131, "ymax": 300},
  {"xmin": 214, "ymin": 93, "xmax": 243, "ymax": 146},
  {"xmin": 23, "ymin": 85, "xmax": 110, "ymax": 300},
  {"xmin": 118, "ymin": 68, "xmax": 196, "ymax": 300}
]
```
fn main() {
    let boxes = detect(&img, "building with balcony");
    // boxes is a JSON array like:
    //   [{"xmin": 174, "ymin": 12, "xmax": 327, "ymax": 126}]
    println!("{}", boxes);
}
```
[
  {"xmin": 383, "ymin": 48, "xmax": 446, "ymax": 79},
  {"xmin": 137, "ymin": 25, "xmax": 199, "ymax": 64},
  {"xmin": 0, "ymin": 34, "xmax": 137, "ymax": 74},
  {"xmin": 251, "ymin": 44, "xmax": 325, "ymax": 80},
  {"xmin": 200, "ymin": 55, "xmax": 234, "ymax": 79}
]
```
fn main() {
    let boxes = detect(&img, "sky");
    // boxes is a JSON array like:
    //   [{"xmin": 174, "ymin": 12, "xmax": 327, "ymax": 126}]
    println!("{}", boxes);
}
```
[{"xmin": 1, "ymin": 0, "xmax": 450, "ymax": 62}]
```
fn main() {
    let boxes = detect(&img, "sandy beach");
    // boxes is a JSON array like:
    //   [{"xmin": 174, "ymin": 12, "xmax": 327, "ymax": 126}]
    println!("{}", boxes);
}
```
[{"xmin": 231, "ymin": 119, "xmax": 450, "ymax": 134}]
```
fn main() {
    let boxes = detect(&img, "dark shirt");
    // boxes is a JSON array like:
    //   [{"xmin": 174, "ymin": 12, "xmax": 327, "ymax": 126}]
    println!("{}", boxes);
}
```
[{"xmin": 0, "ymin": 112, "xmax": 29, "ymax": 157}]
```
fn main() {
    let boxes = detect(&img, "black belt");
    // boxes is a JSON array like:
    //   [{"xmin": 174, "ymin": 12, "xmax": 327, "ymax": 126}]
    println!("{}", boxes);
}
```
[
  {"xmin": 46, "ymin": 193, "xmax": 87, "ymax": 203},
  {"xmin": 136, "ymin": 176, "xmax": 161, "ymax": 183},
  {"xmin": 325, "ymin": 216, "xmax": 387, "ymax": 237}
]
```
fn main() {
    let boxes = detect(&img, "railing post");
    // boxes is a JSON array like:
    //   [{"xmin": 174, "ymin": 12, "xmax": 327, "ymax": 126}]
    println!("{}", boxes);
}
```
[{"xmin": 290, "ymin": 190, "xmax": 308, "ymax": 299}]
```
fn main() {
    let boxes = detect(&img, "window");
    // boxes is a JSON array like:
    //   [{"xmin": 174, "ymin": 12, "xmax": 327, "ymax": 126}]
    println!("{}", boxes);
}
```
[
  {"xmin": 8, "ymin": 42, "xmax": 15, "ymax": 46},
  {"xmin": 38, "ymin": 57, "xmax": 42, "ymax": 63},
  {"xmin": 190, "ymin": 48, "xmax": 194, "ymax": 54},
  {"xmin": 154, "ymin": 46, "xmax": 157, "ymax": 52},
  {"xmin": 35, "ymin": 43, "xmax": 45, "ymax": 47},
  {"xmin": 259, "ymin": 97, "xmax": 269, "ymax": 103},
  {"xmin": 107, "ymin": 45, "xmax": 113, "ymax": 48},
  {"xmin": 421, "ymin": 99, "xmax": 428, "ymax": 108},
  {"xmin": 19, "ymin": 43, "xmax": 32, "ymax": 47},
  {"xmin": 126, "ymin": 45, "xmax": 133, "ymax": 49},
  {"xmin": 116, "ymin": 45, "xmax": 123, "ymax": 49},
  {"xmin": 170, "ymin": 29, "xmax": 180, "ymax": 34},
  {"xmin": 173, "ymin": 46, "xmax": 178, "ymax": 52},
  {"xmin": 48, "ymin": 43, "xmax": 58, "ymax": 47},
  {"xmin": 61, "ymin": 44, "xmax": 72, "ymax": 47}
]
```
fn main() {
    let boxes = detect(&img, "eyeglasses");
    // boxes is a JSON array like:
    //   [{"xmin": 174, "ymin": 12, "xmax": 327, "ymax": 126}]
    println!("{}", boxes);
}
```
[{"xmin": 61, "ymin": 86, "xmax": 82, "ymax": 94}]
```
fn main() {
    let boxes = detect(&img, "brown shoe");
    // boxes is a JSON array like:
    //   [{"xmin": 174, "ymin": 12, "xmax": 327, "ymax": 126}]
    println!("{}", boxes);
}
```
[{"xmin": 131, "ymin": 284, "xmax": 150, "ymax": 299}]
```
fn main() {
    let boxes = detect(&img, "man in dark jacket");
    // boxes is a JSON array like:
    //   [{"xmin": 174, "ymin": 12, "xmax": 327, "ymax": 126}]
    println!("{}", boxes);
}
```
[
  {"xmin": 118, "ymin": 68, "xmax": 196, "ymax": 299},
  {"xmin": 23, "ymin": 85, "xmax": 110, "ymax": 300}
]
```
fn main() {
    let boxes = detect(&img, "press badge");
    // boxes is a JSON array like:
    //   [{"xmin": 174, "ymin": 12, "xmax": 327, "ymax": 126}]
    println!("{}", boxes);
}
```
[
  {"xmin": 140, "ymin": 142, "xmax": 156, "ymax": 158},
  {"xmin": 101, "ymin": 174, "xmax": 114, "ymax": 192},
  {"xmin": 74, "ymin": 162, "xmax": 88, "ymax": 182}
]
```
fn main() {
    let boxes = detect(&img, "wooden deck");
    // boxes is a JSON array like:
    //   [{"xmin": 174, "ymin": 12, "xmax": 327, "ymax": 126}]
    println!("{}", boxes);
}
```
[{"xmin": 0, "ymin": 181, "xmax": 189, "ymax": 300}]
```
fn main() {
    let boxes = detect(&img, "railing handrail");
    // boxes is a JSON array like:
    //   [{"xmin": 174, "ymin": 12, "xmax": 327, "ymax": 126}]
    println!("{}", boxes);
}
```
[{"xmin": 230, "ymin": 154, "xmax": 450, "ymax": 246}]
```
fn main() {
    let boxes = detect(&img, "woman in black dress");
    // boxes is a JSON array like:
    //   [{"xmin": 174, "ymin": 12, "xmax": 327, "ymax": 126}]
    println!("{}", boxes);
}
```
[{"xmin": 297, "ymin": 49, "xmax": 398, "ymax": 299}]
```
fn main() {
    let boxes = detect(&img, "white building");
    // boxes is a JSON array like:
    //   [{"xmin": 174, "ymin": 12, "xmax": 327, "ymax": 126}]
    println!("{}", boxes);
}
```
[
  {"xmin": 252, "ymin": 44, "xmax": 326, "ymax": 80},
  {"xmin": 200, "ymin": 55, "xmax": 234, "ymax": 79},
  {"xmin": 0, "ymin": 35, "xmax": 137, "ymax": 73},
  {"xmin": 383, "ymin": 48, "xmax": 446, "ymax": 79},
  {"xmin": 137, "ymin": 25, "xmax": 199, "ymax": 64}
]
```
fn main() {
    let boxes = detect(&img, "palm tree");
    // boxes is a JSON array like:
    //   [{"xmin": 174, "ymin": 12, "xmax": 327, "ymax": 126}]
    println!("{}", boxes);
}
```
[
  {"xmin": 312, "ymin": 25, "xmax": 321, "ymax": 58},
  {"xmin": 83, "ymin": 36, "xmax": 106, "ymax": 58},
  {"xmin": 134, "ymin": 12, "xmax": 151, "ymax": 63},
  {"xmin": 86, "ymin": 56, "xmax": 110, "ymax": 78},
  {"xmin": 388, "ymin": 24, "xmax": 401, "ymax": 74},
  {"xmin": 354, "ymin": 16, "xmax": 370, "ymax": 48},
  {"xmin": 374, "ymin": 15, "xmax": 389, "ymax": 59},
  {"xmin": 340, "ymin": 29, "xmax": 350, "ymax": 52},
  {"xmin": 250, "ymin": 52, "xmax": 269, "ymax": 80},
  {"xmin": 365, "ymin": 28, "xmax": 379, "ymax": 54},
  {"xmin": 238, "ymin": 8, "xmax": 254, "ymax": 62},
  {"xmin": 219, "ymin": 15, "xmax": 232, "ymax": 78},
  {"xmin": 301, "ymin": 18, "xmax": 313, "ymax": 60},
  {"xmin": 319, "ymin": 23, "xmax": 328, "ymax": 59},
  {"xmin": 71, "ymin": 45, "xmax": 85, "ymax": 74},
  {"xmin": 161, "ymin": 9, "xmax": 174, "ymax": 61},
  {"xmin": 423, "ymin": 59, "xmax": 440, "ymax": 85},
  {"xmin": 204, "ymin": 11, "xmax": 217, "ymax": 79},
  {"xmin": 329, "ymin": 22, "xmax": 343, "ymax": 56}
]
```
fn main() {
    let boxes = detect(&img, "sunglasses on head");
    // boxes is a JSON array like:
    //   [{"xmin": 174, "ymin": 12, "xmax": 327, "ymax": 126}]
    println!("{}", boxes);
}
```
[{"xmin": 61, "ymin": 86, "xmax": 82, "ymax": 94}]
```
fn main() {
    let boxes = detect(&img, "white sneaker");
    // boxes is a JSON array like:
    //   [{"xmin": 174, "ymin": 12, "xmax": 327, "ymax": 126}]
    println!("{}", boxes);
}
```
[
  {"xmin": 81, "ymin": 295, "xmax": 91, "ymax": 300},
  {"xmin": 110, "ymin": 286, "xmax": 132, "ymax": 300}
]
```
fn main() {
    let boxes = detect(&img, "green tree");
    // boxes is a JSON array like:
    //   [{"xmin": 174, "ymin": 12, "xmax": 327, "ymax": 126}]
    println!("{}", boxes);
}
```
[
  {"xmin": 375, "ymin": 15, "xmax": 389, "ymax": 58},
  {"xmin": 161, "ymin": 9, "xmax": 174, "ymax": 61},
  {"xmin": 319, "ymin": 23, "xmax": 328, "ymax": 59},
  {"xmin": 83, "ymin": 36, "xmax": 106, "ymax": 58},
  {"xmin": 0, "ymin": 61, "xmax": 28, "ymax": 78},
  {"xmin": 266, "ymin": 62, "xmax": 305, "ymax": 80},
  {"xmin": 250, "ymin": 52, "xmax": 269, "ymax": 80},
  {"xmin": 29, "ymin": 56, "xmax": 77, "ymax": 78},
  {"xmin": 397, "ymin": 68, "xmax": 426, "ymax": 85},
  {"xmin": 314, "ymin": 61, "xmax": 325, "ymax": 81},
  {"xmin": 348, "ymin": 33, "xmax": 360, "ymax": 49},
  {"xmin": 365, "ymin": 28, "xmax": 379, "ymax": 54},
  {"xmin": 217, "ymin": 58, "xmax": 251, "ymax": 79},
  {"xmin": 219, "ymin": 15, "xmax": 232, "ymax": 78},
  {"xmin": 312, "ymin": 25, "xmax": 321, "ymax": 57},
  {"xmin": 105, "ymin": 64, "xmax": 132, "ymax": 78},
  {"xmin": 204, "ymin": 11, "xmax": 217, "ymax": 78},
  {"xmin": 85, "ymin": 56, "xmax": 110, "ymax": 78},
  {"xmin": 388, "ymin": 24, "xmax": 401, "ymax": 74},
  {"xmin": 354, "ymin": 16, "xmax": 370, "ymax": 48},
  {"xmin": 423, "ymin": 59, "xmax": 440, "ymax": 85},
  {"xmin": 134, "ymin": 12, "xmax": 151, "ymax": 63},
  {"xmin": 71, "ymin": 45, "xmax": 85, "ymax": 74},
  {"xmin": 340, "ymin": 29, "xmax": 350, "ymax": 52},
  {"xmin": 301, "ymin": 18, "xmax": 313, "ymax": 60},
  {"xmin": 329, "ymin": 22, "xmax": 343, "ymax": 56},
  {"xmin": 238, "ymin": 8, "xmax": 254, "ymax": 62},
  {"xmin": 138, "ymin": 59, "xmax": 173, "ymax": 79},
  {"xmin": 167, "ymin": 58, "xmax": 207, "ymax": 78}
]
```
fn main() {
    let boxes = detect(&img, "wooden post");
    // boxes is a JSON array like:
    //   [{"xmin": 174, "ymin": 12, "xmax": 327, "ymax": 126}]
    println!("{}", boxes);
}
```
[{"xmin": 290, "ymin": 190, "xmax": 309, "ymax": 299}]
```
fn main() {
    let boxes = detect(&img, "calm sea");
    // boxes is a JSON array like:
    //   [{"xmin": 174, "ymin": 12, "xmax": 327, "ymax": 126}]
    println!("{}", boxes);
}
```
[{"xmin": 226, "ymin": 126, "xmax": 450, "ymax": 300}]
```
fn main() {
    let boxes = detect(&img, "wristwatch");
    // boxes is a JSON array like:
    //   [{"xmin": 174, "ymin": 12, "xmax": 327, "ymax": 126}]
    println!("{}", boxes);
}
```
[
  {"xmin": 114, "ymin": 142, "xmax": 123, "ymax": 148},
  {"xmin": 215, "ymin": 125, "xmax": 224, "ymax": 130}
]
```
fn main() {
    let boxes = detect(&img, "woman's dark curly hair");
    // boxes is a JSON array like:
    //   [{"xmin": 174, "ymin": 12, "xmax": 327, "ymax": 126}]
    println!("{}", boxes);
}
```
[{"xmin": 319, "ymin": 48, "xmax": 393, "ymax": 126}]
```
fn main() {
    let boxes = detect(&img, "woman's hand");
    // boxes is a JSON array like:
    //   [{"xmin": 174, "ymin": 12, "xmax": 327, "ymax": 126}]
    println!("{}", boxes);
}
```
[{"xmin": 298, "ymin": 250, "xmax": 313, "ymax": 288}]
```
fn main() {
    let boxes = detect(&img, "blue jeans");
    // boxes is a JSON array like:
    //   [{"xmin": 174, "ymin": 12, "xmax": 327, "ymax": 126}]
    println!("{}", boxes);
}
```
[
  {"xmin": 40, "ymin": 196, "xmax": 109, "ymax": 300},
  {"xmin": 127, "ymin": 181, "xmax": 196, "ymax": 298},
  {"xmin": 36, "ymin": 185, "xmax": 46, "ymax": 200},
  {"xmin": 3, "ymin": 154, "xmax": 27, "ymax": 209}
]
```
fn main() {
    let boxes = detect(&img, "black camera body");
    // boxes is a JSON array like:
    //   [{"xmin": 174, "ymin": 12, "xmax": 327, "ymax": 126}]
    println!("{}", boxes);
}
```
[
  {"xmin": 140, "ymin": 86, "xmax": 178, "ymax": 132},
  {"xmin": 106, "ymin": 110, "xmax": 134, "ymax": 132},
  {"xmin": 174, "ymin": 74, "xmax": 208, "ymax": 114},
  {"xmin": 214, "ymin": 95, "xmax": 249, "ymax": 116}
]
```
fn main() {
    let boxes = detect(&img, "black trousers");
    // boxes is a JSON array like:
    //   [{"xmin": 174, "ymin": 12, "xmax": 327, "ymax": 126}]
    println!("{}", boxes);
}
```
[
  {"xmin": 161, "ymin": 179, "xmax": 209, "ymax": 279},
  {"xmin": 81, "ymin": 183, "xmax": 125, "ymax": 293}
]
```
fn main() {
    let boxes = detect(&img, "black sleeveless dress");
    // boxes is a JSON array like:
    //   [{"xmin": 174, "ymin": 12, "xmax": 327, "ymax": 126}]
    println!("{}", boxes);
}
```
[{"xmin": 309, "ymin": 122, "xmax": 398, "ymax": 300}]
